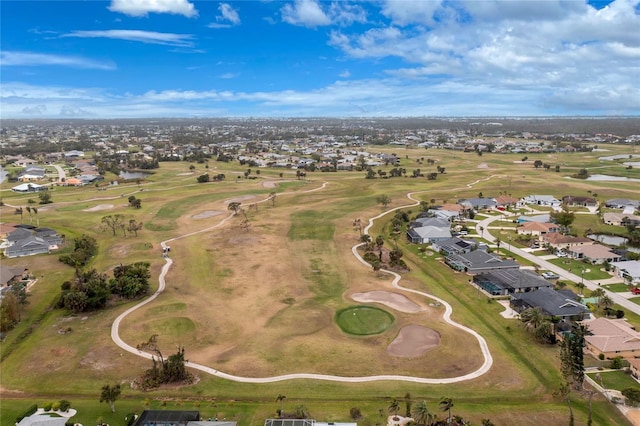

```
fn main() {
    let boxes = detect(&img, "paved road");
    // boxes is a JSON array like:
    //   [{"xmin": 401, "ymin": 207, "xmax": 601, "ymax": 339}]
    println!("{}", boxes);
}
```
[
  {"xmin": 475, "ymin": 214, "xmax": 640, "ymax": 316},
  {"xmin": 52, "ymin": 164, "xmax": 66, "ymax": 182},
  {"xmin": 110, "ymin": 186, "xmax": 494, "ymax": 384}
]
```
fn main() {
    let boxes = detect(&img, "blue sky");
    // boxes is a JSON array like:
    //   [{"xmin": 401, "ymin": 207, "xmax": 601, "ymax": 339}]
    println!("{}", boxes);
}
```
[{"xmin": 1, "ymin": 0, "xmax": 639, "ymax": 118}]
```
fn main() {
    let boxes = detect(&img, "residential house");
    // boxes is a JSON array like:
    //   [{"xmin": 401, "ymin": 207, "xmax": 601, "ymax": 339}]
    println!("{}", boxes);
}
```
[
  {"xmin": 473, "ymin": 269, "xmax": 553, "ymax": 296},
  {"xmin": 458, "ymin": 197, "xmax": 497, "ymax": 211},
  {"xmin": 0, "ymin": 265, "xmax": 28, "ymax": 289},
  {"xmin": 605, "ymin": 198, "xmax": 640, "ymax": 209},
  {"xmin": 522, "ymin": 195, "xmax": 562, "ymax": 207},
  {"xmin": 493, "ymin": 195, "xmax": 519, "ymax": 209},
  {"xmin": 613, "ymin": 260, "xmax": 640, "ymax": 285},
  {"xmin": 562, "ymin": 195, "xmax": 598, "ymax": 207},
  {"xmin": 4, "ymin": 227, "xmax": 63, "ymax": 258},
  {"xmin": 603, "ymin": 212, "xmax": 640, "ymax": 226},
  {"xmin": 18, "ymin": 166, "xmax": 46, "ymax": 182},
  {"xmin": 406, "ymin": 217, "xmax": 452, "ymax": 243},
  {"xmin": 516, "ymin": 222, "xmax": 559, "ymax": 237},
  {"xmin": 542, "ymin": 233, "xmax": 593, "ymax": 251},
  {"xmin": 432, "ymin": 237, "xmax": 481, "ymax": 255},
  {"xmin": 134, "ymin": 410, "xmax": 237, "ymax": 426},
  {"xmin": 567, "ymin": 244, "xmax": 622, "ymax": 264},
  {"xmin": 445, "ymin": 250, "xmax": 519, "ymax": 273},
  {"xmin": 583, "ymin": 317, "xmax": 640, "ymax": 359},
  {"xmin": 510, "ymin": 287, "xmax": 590, "ymax": 319},
  {"xmin": 11, "ymin": 183, "xmax": 47, "ymax": 193}
]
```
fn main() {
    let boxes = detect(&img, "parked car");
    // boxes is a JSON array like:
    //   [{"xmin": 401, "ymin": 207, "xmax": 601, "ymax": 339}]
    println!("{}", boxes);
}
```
[
  {"xmin": 631, "ymin": 288, "xmax": 640, "ymax": 295},
  {"xmin": 556, "ymin": 251, "xmax": 567, "ymax": 257},
  {"xmin": 542, "ymin": 271, "xmax": 560, "ymax": 280}
]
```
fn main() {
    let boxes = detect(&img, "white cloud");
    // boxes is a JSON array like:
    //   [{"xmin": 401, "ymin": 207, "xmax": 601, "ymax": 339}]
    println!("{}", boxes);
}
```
[
  {"xmin": 219, "ymin": 3, "xmax": 240, "ymax": 25},
  {"xmin": 381, "ymin": 0, "xmax": 443, "ymax": 26},
  {"xmin": 22, "ymin": 105, "xmax": 47, "ymax": 114},
  {"xmin": 108, "ymin": 0, "xmax": 197, "ymax": 17},
  {"xmin": 0, "ymin": 51, "xmax": 116, "ymax": 70},
  {"xmin": 339, "ymin": 69, "xmax": 351, "ymax": 78},
  {"xmin": 281, "ymin": 0, "xmax": 330, "ymax": 28},
  {"xmin": 61, "ymin": 30, "xmax": 194, "ymax": 47},
  {"xmin": 328, "ymin": 2, "xmax": 368, "ymax": 26},
  {"xmin": 220, "ymin": 72, "xmax": 238, "ymax": 79}
]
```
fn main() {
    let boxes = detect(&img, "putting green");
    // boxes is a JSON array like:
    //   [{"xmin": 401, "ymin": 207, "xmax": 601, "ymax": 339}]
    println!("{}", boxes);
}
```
[{"xmin": 335, "ymin": 305, "xmax": 395, "ymax": 335}]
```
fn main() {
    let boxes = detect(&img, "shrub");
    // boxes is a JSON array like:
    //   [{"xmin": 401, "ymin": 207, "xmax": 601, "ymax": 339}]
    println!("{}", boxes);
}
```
[
  {"xmin": 611, "ymin": 356, "xmax": 624, "ymax": 370},
  {"xmin": 125, "ymin": 413, "xmax": 138, "ymax": 426},
  {"xmin": 599, "ymin": 353, "xmax": 605, "ymax": 361},
  {"xmin": 51, "ymin": 401, "xmax": 60, "ymax": 411},
  {"xmin": 16, "ymin": 403, "xmax": 38, "ymax": 422},
  {"xmin": 43, "ymin": 401, "xmax": 52, "ymax": 411},
  {"xmin": 59, "ymin": 399, "xmax": 71, "ymax": 412}
]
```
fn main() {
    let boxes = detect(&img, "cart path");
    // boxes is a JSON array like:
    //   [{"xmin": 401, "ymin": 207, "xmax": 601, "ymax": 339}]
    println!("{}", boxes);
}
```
[{"xmin": 111, "ymin": 181, "xmax": 493, "ymax": 383}]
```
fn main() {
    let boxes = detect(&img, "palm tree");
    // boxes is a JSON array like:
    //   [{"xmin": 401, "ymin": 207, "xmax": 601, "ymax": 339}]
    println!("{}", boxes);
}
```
[
  {"xmin": 591, "ymin": 288, "xmax": 605, "ymax": 302},
  {"xmin": 270, "ymin": 192, "xmax": 277, "ymax": 206},
  {"xmin": 25, "ymin": 206, "xmax": 32, "ymax": 224},
  {"xmin": 520, "ymin": 307, "xmax": 545, "ymax": 331},
  {"xmin": 599, "ymin": 295, "xmax": 614, "ymax": 311},
  {"xmin": 412, "ymin": 400, "xmax": 433, "ymax": 426},
  {"xmin": 32, "ymin": 207, "xmax": 38, "ymax": 226},
  {"xmin": 388, "ymin": 398, "xmax": 400, "ymax": 417},
  {"xmin": 275, "ymin": 394, "xmax": 286, "ymax": 417},
  {"xmin": 439, "ymin": 397, "xmax": 454, "ymax": 423}
]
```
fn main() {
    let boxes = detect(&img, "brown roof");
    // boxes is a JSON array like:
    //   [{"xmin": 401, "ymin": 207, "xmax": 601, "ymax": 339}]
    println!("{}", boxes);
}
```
[
  {"xmin": 569, "ymin": 244, "xmax": 622, "ymax": 260},
  {"xmin": 494, "ymin": 195, "xmax": 519, "ymax": 205},
  {"xmin": 543, "ymin": 233, "xmax": 592, "ymax": 245},
  {"xmin": 584, "ymin": 318, "xmax": 640, "ymax": 353},
  {"xmin": 518, "ymin": 222, "xmax": 558, "ymax": 232}
]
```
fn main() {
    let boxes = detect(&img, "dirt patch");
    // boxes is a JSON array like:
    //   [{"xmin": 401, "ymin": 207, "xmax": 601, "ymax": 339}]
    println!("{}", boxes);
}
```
[
  {"xmin": 83, "ymin": 204, "xmax": 114, "ymax": 212},
  {"xmin": 387, "ymin": 324, "xmax": 441, "ymax": 358},
  {"xmin": 351, "ymin": 291, "xmax": 424, "ymax": 313},
  {"xmin": 477, "ymin": 162, "xmax": 489, "ymax": 168},
  {"xmin": 192, "ymin": 210, "xmax": 224, "ymax": 219},
  {"xmin": 224, "ymin": 195, "xmax": 256, "ymax": 204}
]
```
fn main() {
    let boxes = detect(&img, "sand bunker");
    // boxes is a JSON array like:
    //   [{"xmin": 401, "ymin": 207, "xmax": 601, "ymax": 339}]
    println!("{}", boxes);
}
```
[
  {"xmin": 192, "ymin": 210, "xmax": 224, "ymax": 219},
  {"xmin": 387, "ymin": 324, "xmax": 441, "ymax": 358},
  {"xmin": 351, "ymin": 291, "xmax": 423, "ymax": 313},
  {"xmin": 477, "ymin": 162, "xmax": 489, "ymax": 168},
  {"xmin": 83, "ymin": 204, "xmax": 114, "ymax": 212}
]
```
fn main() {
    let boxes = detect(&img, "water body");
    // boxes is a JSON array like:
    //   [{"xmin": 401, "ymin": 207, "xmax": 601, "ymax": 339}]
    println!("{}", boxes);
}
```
[
  {"xmin": 588, "ymin": 234, "xmax": 640, "ymax": 254},
  {"xmin": 119, "ymin": 171, "xmax": 151, "ymax": 180},
  {"xmin": 598, "ymin": 154, "xmax": 640, "ymax": 161},
  {"xmin": 586, "ymin": 174, "xmax": 640, "ymax": 182}
]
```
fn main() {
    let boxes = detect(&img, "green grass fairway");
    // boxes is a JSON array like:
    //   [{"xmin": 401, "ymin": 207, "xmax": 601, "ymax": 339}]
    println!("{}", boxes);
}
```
[
  {"xmin": 336, "ymin": 306, "xmax": 395, "ymax": 335},
  {"xmin": 603, "ymin": 283, "xmax": 633, "ymax": 292}
]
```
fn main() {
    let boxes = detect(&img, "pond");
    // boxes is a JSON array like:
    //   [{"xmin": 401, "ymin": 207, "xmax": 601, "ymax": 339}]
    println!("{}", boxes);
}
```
[
  {"xmin": 119, "ymin": 170, "xmax": 151, "ymax": 180},
  {"xmin": 585, "ymin": 174, "xmax": 640, "ymax": 182},
  {"xmin": 588, "ymin": 234, "xmax": 640, "ymax": 254}
]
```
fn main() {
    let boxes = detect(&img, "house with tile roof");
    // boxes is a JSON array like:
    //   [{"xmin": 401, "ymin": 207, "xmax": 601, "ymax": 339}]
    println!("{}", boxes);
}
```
[
  {"xmin": 583, "ymin": 317, "xmax": 640, "ymax": 359},
  {"xmin": 516, "ymin": 221, "xmax": 560, "ymax": 237},
  {"xmin": 567, "ymin": 243, "xmax": 622, "ymax": 264}
]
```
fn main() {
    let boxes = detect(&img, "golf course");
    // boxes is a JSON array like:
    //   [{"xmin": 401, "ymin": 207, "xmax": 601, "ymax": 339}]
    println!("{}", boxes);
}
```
[{"xmin": 2, "ymin": 143, "xmax": 639, "ymax": 425}]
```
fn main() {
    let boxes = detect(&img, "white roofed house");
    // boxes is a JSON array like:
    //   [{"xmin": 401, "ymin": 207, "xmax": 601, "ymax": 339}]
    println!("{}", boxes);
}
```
[
  {"xmin": 522, "ymin": 195, "xmax": 562, "ymax": 207},
  {"xmin": 613, "ymin": 260, "xmax": 640, "ymax": 285}
]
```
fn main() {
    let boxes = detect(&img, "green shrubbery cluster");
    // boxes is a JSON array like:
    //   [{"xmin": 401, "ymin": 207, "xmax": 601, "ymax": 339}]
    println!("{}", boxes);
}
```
[{"xmin": 59, "ymin": 234, "xmax": 98, "ymax": 268}]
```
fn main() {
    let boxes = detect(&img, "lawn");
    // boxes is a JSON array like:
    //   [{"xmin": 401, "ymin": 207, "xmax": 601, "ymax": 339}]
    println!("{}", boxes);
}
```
[
  {"xmin": 604, "ymin": 283, "xmax": 634, "ymax": 292},
  {"xmin": 587, "ymin": 370, "xmax": 640, "ymax": 392},
  {"xmin": 547, "ymin": 258, "xmax": 613, "ymax": 280}
]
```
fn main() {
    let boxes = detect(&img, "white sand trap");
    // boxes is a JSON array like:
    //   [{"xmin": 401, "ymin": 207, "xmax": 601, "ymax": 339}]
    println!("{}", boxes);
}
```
[
  {"xmin": 192, "ymin": 210, "xmax": 224, "ymax": 219},
  {"xmin": 351, "ymin": 291, "xmax": 423, "ymax": 313},
  {"xmin": 224, "ymin": 195, "xmax": 256, "ymax": 204},
  {"xmin": 387, "ymin": 324, "xmax": 441, "ymax": 357},
  {"xmin": 177, "ymin": 172, "xmax": 194, "ymax": 176},
  {"xmin": 477, "ymin": 162, "xmax": 489, "ymax": 168},
  {"xmin": 83, "ymin": 204, "xmax": 114, "ymax": 212}
]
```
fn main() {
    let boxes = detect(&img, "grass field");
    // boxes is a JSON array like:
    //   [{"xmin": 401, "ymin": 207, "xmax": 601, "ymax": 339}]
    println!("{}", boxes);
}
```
[
  {"xmin": 1, "ymin": 146, "xmax": 639, "ymax": 425},
  {"xmin": 336, "ymin": 306, "xmax": 395, "ymax": 335}
]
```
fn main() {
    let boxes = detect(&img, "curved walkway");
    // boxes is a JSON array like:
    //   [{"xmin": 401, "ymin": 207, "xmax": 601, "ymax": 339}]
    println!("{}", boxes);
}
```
[{"xmin": 111, "ymin": 182, "xmax": 493, "ymax": 384}]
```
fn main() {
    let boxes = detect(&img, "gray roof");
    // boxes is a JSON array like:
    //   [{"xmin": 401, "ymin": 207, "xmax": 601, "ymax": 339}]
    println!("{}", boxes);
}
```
[
  {"xmin": 475, "ymin": 269, "xmax": 553, "ymax": 291},
  {"xmin": 605, "ymin": 198, "xmax": 640, "ymax": 208},
  {"xmin": 411, "ymin": 217, "xmax": 450, "ymax": 228},
  {"xmin": 512, "ymin": 287, "xmax": 589, "ymax": 317},
  {"xmin": 135, "ymin": 410, "xmax": 200, "ymax": 426},
  {"xmin": 449, "ymin": 250, "xmax": 519, "ymax": 272}
]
